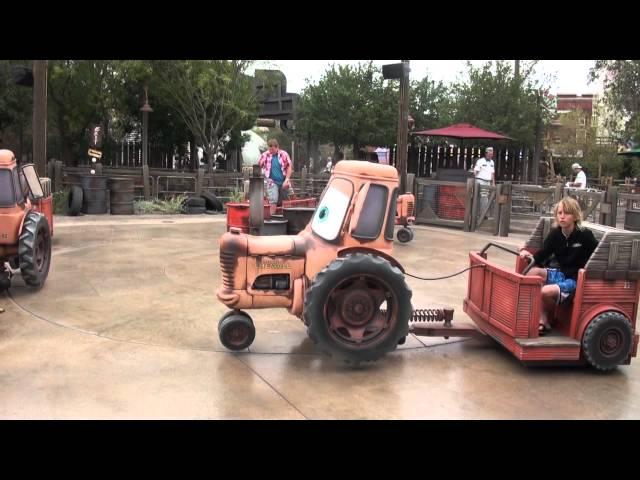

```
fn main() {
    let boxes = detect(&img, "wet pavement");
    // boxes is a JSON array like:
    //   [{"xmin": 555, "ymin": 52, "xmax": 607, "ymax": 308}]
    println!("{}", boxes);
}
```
[{"xmin": 1, "ymin": 214, "xmax": 639, "ymax": 419}]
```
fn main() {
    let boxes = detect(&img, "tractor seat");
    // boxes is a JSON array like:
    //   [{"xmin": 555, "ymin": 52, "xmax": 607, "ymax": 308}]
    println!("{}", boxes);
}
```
[{"xmin": 246, "ymin": 234, "xmax": 306, "ymax": 257}]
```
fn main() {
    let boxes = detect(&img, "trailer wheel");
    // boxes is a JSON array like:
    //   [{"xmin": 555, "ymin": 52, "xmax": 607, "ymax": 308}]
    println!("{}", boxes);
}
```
[
  {"xmin": 218, "ymin": 312, "xmax": 255, "ymax": 351},
  {"xmin": 18, "ymin": 212, "xmax": 51, "ymax": 288},
  {"xmin": 582, "ymin": 312, "xmax": 633, "ymax": 371},
  {"xmin": 304, "ymin": 253, "xmax": 412, "ymax": 365},
  {"xmin": 397, "ymin": 227, "xmax": 413, "ymax": 243}
]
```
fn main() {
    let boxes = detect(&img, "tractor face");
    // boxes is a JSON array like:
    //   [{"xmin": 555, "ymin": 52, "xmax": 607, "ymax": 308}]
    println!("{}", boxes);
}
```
[{"xmin": 0, "ymin": 165, "xmax": 26, "ymax": 247}]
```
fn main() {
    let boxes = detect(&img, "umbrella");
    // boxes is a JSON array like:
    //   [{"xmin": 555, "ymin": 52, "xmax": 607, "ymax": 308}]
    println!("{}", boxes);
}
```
[
  {"xmin": 413, "ymin": 123, "xmax": 513, "ymax": 141},
  {"xmin": 411, "ymin": 123, "xmax": 513, "ymax": 169}
]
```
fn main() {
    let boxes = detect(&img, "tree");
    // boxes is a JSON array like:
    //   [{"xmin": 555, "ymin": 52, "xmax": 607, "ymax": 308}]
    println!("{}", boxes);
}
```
[
  {"xmin": 149, "ymin": 60, "xmax": 259, "ymax": 172},
  {"xmin": 409, "ymin": 76, "xmax": 453, "ymax": 131},
  {"xmin": 451, "ymin": 61, "xmax": 553, "ymax": 147},
  {"xmin": 296, "ymin": 62, "xmax": 398, "ymax": 157},
  {"xmin": 0, "ymin": 61, "xmax": 33, "ymax": 161},
  {"xmin": 590, "ymin": 60, "xmax": 640, "ymax": 145},
  {"xmin": 47, "ymin": 60, "xmax": 121, "ymax": 165}
]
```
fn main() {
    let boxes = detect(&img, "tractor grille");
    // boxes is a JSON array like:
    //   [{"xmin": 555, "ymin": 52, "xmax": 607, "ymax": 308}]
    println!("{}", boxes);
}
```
[
  {"xmin": 220, "ymin": 251, "xmax": 236, "ymax": 290},
  {"xmin": 407, "ymin": 200, "xmax": 414, "ymax": 217}
]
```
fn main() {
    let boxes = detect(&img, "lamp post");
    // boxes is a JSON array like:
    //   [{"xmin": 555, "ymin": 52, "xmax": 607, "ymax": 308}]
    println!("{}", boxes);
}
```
[{"xmin": 140, "ymin": 85, "xmax": 153, "ymax": 199}]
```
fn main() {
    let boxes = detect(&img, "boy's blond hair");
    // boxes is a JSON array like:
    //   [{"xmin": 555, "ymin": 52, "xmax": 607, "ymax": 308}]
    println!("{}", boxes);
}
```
[{"xmin": 554, "ymin": 196, "xmax": 583, "ymax": 228}]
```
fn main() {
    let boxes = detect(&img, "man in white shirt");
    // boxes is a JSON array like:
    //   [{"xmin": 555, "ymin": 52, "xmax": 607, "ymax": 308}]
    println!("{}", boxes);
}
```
[
  {"xmin": 473, "ymin": 147, "xmax": 495, "ymax": 185},
  {"xmin": 473, "ymin": 147, "xmax": 495, "ymax": 220},
  {"xmin": 566, "ymin": 163, "xmax": 587, "ymax": 189}
]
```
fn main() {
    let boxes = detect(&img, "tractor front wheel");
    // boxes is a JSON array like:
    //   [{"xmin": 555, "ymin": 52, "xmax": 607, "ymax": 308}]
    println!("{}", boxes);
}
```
[
  {"xmin": 304, "ymin": 253, "xmax": 412, "ymax": 365},
  {"xmin": 397, "ymin": 227, "xmax": 413, "ymax": 243},
  {"xmin": 218, "ymin": 312, "xmax": 256, "ymax": 351},
  {"xmin": 19, "ymin": 212, "xmax": 52, "ymax": 288}
]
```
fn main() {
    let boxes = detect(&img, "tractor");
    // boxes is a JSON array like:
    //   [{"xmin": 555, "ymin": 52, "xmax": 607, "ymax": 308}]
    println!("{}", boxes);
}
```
[
  {"xmin": 216, "ymin": 160, "xmax": 428, "ymax": 364},
  {"xmin": 216, "ymin": 159, "xmax": 639, "ymax": 371},
  {"xmin": 0, "ymin": 149, "xmax": 53, "ymax": 292}
]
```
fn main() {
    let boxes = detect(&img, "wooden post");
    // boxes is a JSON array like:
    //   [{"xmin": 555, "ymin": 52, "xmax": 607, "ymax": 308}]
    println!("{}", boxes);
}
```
[
  {"xmin": 301, "ymin": 166, "xmax": 307, "ymax": 196},
  {"xmin": 396, "ymin": 60, "xmax": 410, "ymax": 194},
  {"xmin": 196, "ymin": 167, "xmax": 204, "ymax": 195},
  {"xmin": 499, "ymin": 181, "xmax": 512, "ymax": 237},
  {"xmin": 554, "ymin": 182, "xmax": 564, "ymax": 204},
  {"xmin": 142, "ymin": 164, "xmax": 151, "ymax": 200},
  {"xmin": 493, "ymin": 184, "xmax": 502, "ymax": 236},
  {"xmin": 609, "ymin": 186, "xmax": 619, "ymax": 228},
  {"xmin": 54, "ymin": 160, "xmax": 63, "ymax": 193},
  {"xmin": 463, "ymin": 178, "xmax": 475, "ymax": 232},
  {"xmin": 470, "ymin": 181, "xmax": 480, "ymax": 232},
  {"xmin": 600, "ymin": 186, "xmax": 619, "ymax": 227},
  {"xmin": 32, "ymin": 60, "xmax": 47, "ymax": 177}
]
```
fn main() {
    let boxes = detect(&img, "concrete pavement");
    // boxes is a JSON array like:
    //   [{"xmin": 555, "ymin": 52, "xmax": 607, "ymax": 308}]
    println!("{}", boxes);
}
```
[{"xmin": 1, "ymin": 214, "xmax": 639, "ymax": 419}]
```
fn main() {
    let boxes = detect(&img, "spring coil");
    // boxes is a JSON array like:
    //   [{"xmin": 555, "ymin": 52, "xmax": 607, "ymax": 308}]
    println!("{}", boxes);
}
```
[{"xmin": 380, "ymin": 308, "xmax": 448, "ymax": 322}]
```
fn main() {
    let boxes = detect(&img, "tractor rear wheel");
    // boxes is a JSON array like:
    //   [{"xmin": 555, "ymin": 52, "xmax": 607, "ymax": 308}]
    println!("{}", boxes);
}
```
[
  {"xmin": 19, "ymin": 212, "xmax": 52, "ymax": 288},
  {"xmin": 304, "ymin": 253, "xmax": 412, "ymax": 365},
  {"xmin": 582, "ymin": 312, "xmax": 633, "ymax": 371}
]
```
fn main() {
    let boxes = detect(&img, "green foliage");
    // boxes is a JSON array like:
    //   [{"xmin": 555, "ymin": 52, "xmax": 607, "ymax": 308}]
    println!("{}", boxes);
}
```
[
  {"xmin": 590, "ymin": 60, "xmax": 640, "ymax": 144},
  {"xmin": 134, "ymin": 194, "xmax": 188, "ymax": 214},
  {"xmin": 148, "ymin": 60, "xmax": 259, "ymax": 171},
  {"xmin": 296, "ymin": 62, "xmax": 398, "ymax": 154},
  {"xmin": 410, "ymin": 77, "xmax": 454, "ymax": 131},
  {"xmin": 229, "ymin": 189, "xmax": 245, "ymax": 203},
  {"xmin": 0, "ymin": 60, "xmax": 34, "ymax": 158},
  {"xmin": 52, "ymin": 189, "xmax": 69, "ymax": 215},
  {"xmin": 450, "ymin": 61, "xmax": 553, "ymax": 147}
]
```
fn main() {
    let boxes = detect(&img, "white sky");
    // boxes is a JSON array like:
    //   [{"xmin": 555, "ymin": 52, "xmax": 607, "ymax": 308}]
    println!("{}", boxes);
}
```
[{"xmin": 250, "ymin": 60, "xmax": 601, "ymax": 96}]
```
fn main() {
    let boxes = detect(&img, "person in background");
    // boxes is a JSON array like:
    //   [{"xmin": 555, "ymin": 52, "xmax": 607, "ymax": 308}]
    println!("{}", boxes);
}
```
[
  {"xmin": 566, "ymin": 163, "xmax": 587, "ymax": 189},
  {"xmin": 258, "ymin": 138, "xmax": 292, "ymax": 206},
  {"xmin": 473, "ymin": 146, "xmax": 495, "ymax": 220}
]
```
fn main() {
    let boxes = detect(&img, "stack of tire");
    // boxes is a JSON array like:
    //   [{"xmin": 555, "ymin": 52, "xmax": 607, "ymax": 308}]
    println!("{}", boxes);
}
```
[{"xmin": 183, "ymin": 191, "xmax": 224, "ymax": 215}]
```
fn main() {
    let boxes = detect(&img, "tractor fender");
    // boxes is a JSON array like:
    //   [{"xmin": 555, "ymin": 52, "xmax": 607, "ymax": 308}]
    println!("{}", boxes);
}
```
[
  {"xmin": 17, "ymin": 207, "xmax": 37, "ymax": 240},
  {"xmin": 575, "ymin": 304, "xmax": 631, "ymax": 341},
  {"xmin": 337, "ymin": 247, "xmax": 405, "ymax": 273}
]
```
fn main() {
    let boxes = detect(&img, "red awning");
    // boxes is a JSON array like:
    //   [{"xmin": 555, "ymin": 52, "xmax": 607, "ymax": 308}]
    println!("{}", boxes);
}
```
[{"xmin": 412, "ymin": 123, "xmax": 512, "ymax": 140}]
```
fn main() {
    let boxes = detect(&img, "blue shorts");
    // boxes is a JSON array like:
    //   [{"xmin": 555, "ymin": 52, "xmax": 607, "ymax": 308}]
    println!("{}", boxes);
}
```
[{"xmin": 546, "ymin": 269, "xmax": 576, "ymax": 303}]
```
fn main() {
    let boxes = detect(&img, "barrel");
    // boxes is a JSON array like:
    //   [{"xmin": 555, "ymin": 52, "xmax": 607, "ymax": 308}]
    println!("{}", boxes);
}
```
[
  {"xmin": 80, "ymin": 175, "xmax": 108, "ymax": 214},
  {"xmin": 226, "ymin": 202, "xmax": 271, "ymax": 233},
  {"xmin": 624, "ymin": 209, "xmax": 640, "ymax": 231},
  {"xmin": 283, "ymin": 207, "xmax": 315, "ymax": 235},
  {"xmin": 259, "ymin": 218, "xmax": 288, "ymax": 236},
  {"xmin": 109, "ymin": 177, "xmax": 135, "ymax": 215}
]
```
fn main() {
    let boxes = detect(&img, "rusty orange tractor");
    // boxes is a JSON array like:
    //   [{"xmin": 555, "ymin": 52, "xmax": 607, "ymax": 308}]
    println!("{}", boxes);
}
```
[
  {"xmin": 0, "ymin": 149, "xmax": 53, "ymax": 291},
  {"xmin": 217, "ymin": 160, "xmax": 418, "ymax": 363}
]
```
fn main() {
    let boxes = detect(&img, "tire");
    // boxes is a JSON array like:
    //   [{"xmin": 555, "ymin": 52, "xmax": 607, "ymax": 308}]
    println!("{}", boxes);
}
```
[
  {"xmin": 0, "ymin": 272, "xmax": 10, "ymax": 291},
  {"xmin": 304, "ymin": 253, "xmax": 412, "ymax": 365},
  {"xmin": 186, "ymin": 206, "xmax": 206, "ymax": 215},
  {"xmin": 67, "ymin": 186, "xmax": 83, "ymax": 216},
  {"xmin": 582, "ymin": 311, "xmax": 634, "ymax": 371},
  {"xmin": 183, "ymin": 196, "xmax": 205, "ymax": 208},
  {"xmin": 201, "ymin": 191, "xmax": 223, "ymax": 211},
  {"xmin": 397, "ymin": 227, "xmax": 413, "ymax": 243},
  {"xmin": 18, "ymin": 212, "xmax": 52, "ymax": 288},
  {"xmin": 218, "ymin": 313, "xmax": 256, "ymax": 350}
]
